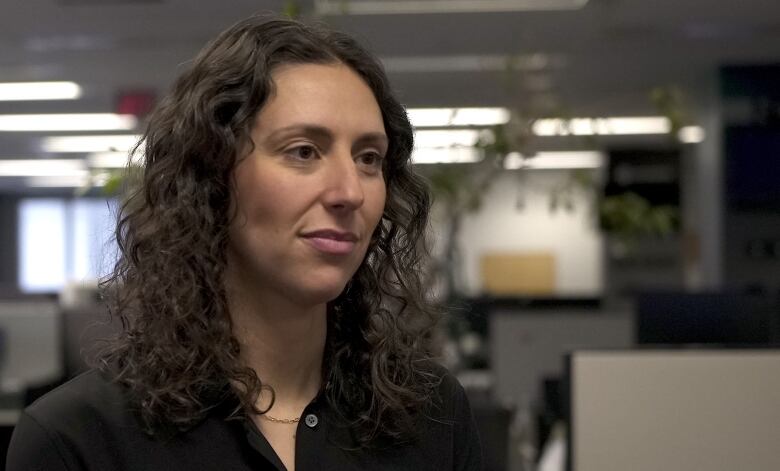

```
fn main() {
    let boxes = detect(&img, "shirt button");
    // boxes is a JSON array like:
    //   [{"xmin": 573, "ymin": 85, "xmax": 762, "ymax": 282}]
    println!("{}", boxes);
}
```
[{"xmin": 304, "ymin": 413, "xmax": 319, "ymax": 428}]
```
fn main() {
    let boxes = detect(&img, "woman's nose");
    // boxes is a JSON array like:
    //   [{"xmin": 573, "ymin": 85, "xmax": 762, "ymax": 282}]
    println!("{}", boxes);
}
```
[{"xmin": 321, "ymin": 153, "xmax": 365, "ymax": 211}]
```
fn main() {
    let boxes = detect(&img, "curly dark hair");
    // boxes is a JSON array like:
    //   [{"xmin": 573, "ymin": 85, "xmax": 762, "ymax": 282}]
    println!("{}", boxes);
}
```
[{"xmin": 97, "ymin": 14, "xmax": 440, "ymax": 446}]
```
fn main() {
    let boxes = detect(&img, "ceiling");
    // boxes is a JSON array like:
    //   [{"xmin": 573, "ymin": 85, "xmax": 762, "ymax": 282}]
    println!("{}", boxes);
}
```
[{"xmin": 2, "ymin": 0, "xmax": 780, "ymax": 190}]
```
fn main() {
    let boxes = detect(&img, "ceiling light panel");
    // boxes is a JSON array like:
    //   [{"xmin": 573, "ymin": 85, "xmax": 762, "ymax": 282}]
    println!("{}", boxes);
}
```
[
  {"xmin": 25, "ymin": 175, "xmax": 91, "ymax": 188},
  {"xmin": 0, "ymin": 82, "xmax": 82, "ymax": 101},
  {"xmin": 0, "ymin": 114, "xmax": 137, "ymax": 132},
  {"xmin": 533, "ymin": 117, "xmax": 671, "ymax": 136},
  {"xmin": 87, "ymin": 151, "xmax": 144, "ymax": 168},
  {"xmin": 0, "ymin": 159, "xmax": 86, "ymax": 177},
  {"xmin": 411, "ymin": 129, "xmax": 485, "ymax": 163},
  {"xmin": 408, "ymin": 107, "xmax": 510, "ymax": 127},
  {"xmin": 504, "ymin": 151, "xmax": 603, "ymax": 169},
  {"xmin": 316, "ymin": 0, "xmax": 589, "ymax": 15},
  {"xmin": 412, "ymin": 147, "xmax": 482, "ymax": 164},
  {"xmin": 42, "ymin": 135, "xmax": 141, "ymax": 153},
  {"xmin": 383, "ymin": 53, "xmax": 563, "ymax": 73},
  {"xmin": 678, "ymin": 125, "xmax": 706, "ymax": 144},
  {"xmin": 414, "ymin": 129, "xmax": 482, "ymax": 148}
]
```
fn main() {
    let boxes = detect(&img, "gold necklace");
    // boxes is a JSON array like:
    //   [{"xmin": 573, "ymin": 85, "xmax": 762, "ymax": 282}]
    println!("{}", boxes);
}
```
[{"xmin": 262, "ymin": 414, "xmax": 300, "ymax": 424}]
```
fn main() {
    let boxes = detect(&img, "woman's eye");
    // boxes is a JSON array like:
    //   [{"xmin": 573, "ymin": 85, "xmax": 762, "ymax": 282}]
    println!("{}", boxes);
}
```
[
  {"xmin": 357, "ymin": 152, "xmax": 384, "ymax": 170},
  {"xmin": 285, "ymin": 145, "xmax": 317, "ymax": 161}
]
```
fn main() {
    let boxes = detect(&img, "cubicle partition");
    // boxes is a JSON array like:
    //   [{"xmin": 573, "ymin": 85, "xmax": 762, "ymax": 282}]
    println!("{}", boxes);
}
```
[
  {"xmin": 0, "ymin": 300, "xmax": 63, "ymax": 469},
  {"xmin": 567, "ymin": 349, "xmax": 780, "ymax": 471},
  {"xmin": 0, "ymin": 300, "xmax": 62, "ymax": 391}
]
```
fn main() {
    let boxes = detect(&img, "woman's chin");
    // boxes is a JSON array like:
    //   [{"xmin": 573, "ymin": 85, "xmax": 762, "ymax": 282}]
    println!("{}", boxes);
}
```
[{"xmin": 288, "ymin": 280, "xmax": 350, "ymax": 307}]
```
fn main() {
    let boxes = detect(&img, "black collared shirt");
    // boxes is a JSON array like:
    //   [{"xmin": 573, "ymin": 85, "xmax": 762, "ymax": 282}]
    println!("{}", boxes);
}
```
[{"xmin": 7, "ymin": 369, "xmax": 482, "ymax": 470}]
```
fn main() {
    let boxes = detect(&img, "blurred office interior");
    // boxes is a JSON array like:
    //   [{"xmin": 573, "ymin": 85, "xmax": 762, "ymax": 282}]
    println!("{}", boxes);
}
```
[{"xmin": 1, "ymin": 1, "xmax": 780, "ymax": 470}]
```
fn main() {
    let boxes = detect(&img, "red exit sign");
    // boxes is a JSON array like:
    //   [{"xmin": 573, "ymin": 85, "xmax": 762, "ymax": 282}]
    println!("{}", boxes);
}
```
[{"xmin": 116, "ymin": 91, "xmax": 156, "ymax": 117}]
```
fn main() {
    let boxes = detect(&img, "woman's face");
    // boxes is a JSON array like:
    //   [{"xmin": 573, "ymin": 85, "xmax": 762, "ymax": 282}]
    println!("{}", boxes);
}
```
[{"xmin": 226, "ymin": 63, "xmax": 388, "ymax": 307}]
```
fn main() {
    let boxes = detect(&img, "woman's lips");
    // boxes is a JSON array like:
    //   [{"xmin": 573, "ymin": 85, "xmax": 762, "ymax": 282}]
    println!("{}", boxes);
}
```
[{"xmin": 301, "ymin": 230, "xmax": 358, "ymax": 255}]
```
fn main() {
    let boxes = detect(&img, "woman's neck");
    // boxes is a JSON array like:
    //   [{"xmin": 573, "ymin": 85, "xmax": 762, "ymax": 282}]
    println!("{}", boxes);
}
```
[{"xmin": 227, "ymin": 284, "xmax": 327, "ymax": 412}]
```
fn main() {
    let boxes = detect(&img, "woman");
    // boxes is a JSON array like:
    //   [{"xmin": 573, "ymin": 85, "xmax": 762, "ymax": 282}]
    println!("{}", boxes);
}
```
[{"xmin": 7, "ymin": 15, "xmax": 482, "ymax": 471}]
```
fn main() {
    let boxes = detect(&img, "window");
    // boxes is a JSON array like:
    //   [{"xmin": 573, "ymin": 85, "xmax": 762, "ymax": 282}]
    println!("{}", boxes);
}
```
[{"xmin": 18, "ymin": 198, "xmax": 117, "ymax": 293}]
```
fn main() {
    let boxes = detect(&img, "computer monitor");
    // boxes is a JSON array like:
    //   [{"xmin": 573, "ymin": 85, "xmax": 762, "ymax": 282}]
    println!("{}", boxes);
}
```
[
  {"xmin": 566, "ymin": 349, "xmax": 780, "ymax": 471},
  {"xmin": 636, "ymin": 292, "xmax": 778, "ymax": 345}
]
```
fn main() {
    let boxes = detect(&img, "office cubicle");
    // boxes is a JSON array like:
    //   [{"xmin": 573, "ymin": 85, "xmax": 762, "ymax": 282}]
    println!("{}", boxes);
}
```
[{"xmin": 567, "ymin": 349, "xmax": 780, "ymax": 471}]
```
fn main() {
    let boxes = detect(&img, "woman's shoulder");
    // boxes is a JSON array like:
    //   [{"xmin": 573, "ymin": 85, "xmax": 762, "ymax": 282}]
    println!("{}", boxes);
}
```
[
  {"xmin": 24, "ymin": 369, "xmax": 134, "ymax": 428},
  {"xmin": 417, "ymin": 361, "xmax": 471, "ymax": 418},
  {"xmin": 427, "ymin": 360, "xmax": 463, "ymax": 392},
  {"xmin": 413, "ymin": 361, "xmax": 484, "ymax": 470},
  {"xmin": 7, "ymin": 370, "xmax": 141, "ymax": 471}
]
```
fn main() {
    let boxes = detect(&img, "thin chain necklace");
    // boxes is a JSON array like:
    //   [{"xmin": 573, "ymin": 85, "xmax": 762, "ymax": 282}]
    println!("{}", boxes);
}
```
[{"xmin": 262, "ymin": 414, "xmax": 300, "ymax": 424}]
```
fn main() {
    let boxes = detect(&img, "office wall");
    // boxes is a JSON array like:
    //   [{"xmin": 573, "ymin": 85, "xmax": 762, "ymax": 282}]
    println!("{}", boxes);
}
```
[{"xmin": 432, "ymin": 170, "xmax": 604, "ymax": 297}]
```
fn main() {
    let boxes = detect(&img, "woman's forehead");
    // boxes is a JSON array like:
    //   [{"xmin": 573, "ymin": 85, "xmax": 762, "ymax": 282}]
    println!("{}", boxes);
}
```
[{"xmin": 253, "ymin": 63, "xmax": 385, "ymax": 138}]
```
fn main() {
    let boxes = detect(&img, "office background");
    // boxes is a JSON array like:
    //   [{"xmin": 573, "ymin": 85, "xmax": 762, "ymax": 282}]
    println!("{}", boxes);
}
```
[{"xmin": 2, "ymin": 1, "xmax": 780, "ymax": 470}]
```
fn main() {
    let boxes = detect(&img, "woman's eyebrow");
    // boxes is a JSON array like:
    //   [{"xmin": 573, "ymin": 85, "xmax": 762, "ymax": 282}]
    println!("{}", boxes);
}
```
[
  {"xmin": 266, "ymin": 124, "xmax": 334, "ymax": 143},
  {"xmin": 354, "ymin": 132, "xmax": 389, "ymax": 149},
  {"xmin": 267, "ymin": 125, "xmax": 388, "ymax": 148}
]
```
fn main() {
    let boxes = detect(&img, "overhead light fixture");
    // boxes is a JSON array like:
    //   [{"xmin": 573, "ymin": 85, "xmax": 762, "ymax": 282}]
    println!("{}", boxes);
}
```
[
  {"xmin": 25, "ymin": 172, "xmax": 110, "ymax": 188},
  {"xmin": 42, "ymin": 134, "xmax": 141, "ymax": 153},
  {"xmin": 678, "ymin": 125, "xmax": 706, "ymax": 144},
  {"xmin": 504, "ymin": 151, "xmax": 603, "ymax": 169},
  {"xmin": 411, "ymin": 129, "xmax": 484, "ymax": 164},
  {"xmin": 26, "ymin": 174, "xmax": 92, "ymax": 188},
  {"xmin": 0, "ymin": 159, "xmax": 86, "ymax": 177},
  {"xmin": 412, "ymin": 147, "xmax": 482, "ymax": 164},
  {"xmin": 533, "ymin": 117, "xmax": 671, "ymax": 136},
  {"xmin": 315, "ymin": 0, "xmax": 589, "ymax": 15},
  {"xmin": 0, "ymin": 113, "xmax": 137, "ymax": 132},
  {"xmin": 0, "ymin": 81, "xmax": 82, "ymax": 101},
  {"xmin": 414, "ymin": 129, "xmax": 482, "ymax": 148},
  {"xmin": 383, "ymin": 53, "xmax": 562, "ymax": 73},
  {"xmin": 408, "ymin": 107, "xmax": 510, "ymax": 127},
  {"xmin": 87, "ymin": 151, "xmax": 144, "ymax": 168}
]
